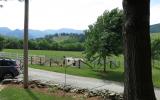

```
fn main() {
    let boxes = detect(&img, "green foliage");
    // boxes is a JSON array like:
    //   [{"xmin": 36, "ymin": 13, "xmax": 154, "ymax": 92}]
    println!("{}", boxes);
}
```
[
  {"xmin": 0, "ymin": 35, "xmax": 5, "ymax": 51},
  {"xmin": 2, "ymin": 33, "xmax": 85, "ymax": 51},
  {"xmin": 4, "ymin": 37, "xmax": 23, "ymax": 49},
  {"xmin": 84, "ymin": 8, "xmax": 123, "ymax": 71},
  {"xmin": 151, "ymin": 39, "xmax": 160, "ymax": 60}
]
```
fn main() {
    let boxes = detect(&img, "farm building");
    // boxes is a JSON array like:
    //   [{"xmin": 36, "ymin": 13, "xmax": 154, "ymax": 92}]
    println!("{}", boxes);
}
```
[{"xmin": 63, "ymin": 57, "xmax": 84, "ymax": 68}]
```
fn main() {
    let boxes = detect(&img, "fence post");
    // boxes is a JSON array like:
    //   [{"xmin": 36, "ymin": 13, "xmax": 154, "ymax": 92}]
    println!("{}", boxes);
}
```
[
  {"xmin": 78, "ymin": 60, "xmax": 80, "ymax": 69},
  {"xmin": 40, "ymin": 57, "xmax": 42, "ymax": 65},
  {"xmin": 109, "ymin": 61, "xmax": 112, "ymax": 68},
  {"xmin": 31, "ymin": 56, "xmax": 33, "ymax": 65},
  {"xmin": 20, "ymin": 59, "xmax": 22, "ymax": 65},
  {"xmin": 50, "ymin": 58, "xmax": 52, "ymax": 67}
]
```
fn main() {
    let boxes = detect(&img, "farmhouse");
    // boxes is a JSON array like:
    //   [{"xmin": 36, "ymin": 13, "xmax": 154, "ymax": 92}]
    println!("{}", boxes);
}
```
[{"xmin": 63, "ymin": 57, "xmax": 84, "ymax": 68}]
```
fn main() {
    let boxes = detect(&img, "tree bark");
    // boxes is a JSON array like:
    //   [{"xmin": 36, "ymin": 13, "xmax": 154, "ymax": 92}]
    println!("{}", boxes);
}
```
[
  {"xmin": 23, "ymin": 0, "xmax": 29, "ymax": 89},
  {"xmin": 123, "ymin": 0, "xmax": 156, "ymax": 100}
]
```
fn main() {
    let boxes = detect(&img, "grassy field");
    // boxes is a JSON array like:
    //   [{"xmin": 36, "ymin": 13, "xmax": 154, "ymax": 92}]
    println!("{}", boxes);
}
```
[
  {"xmin": 150, "ymin": 32, "xmax": 160, "ymax": 40},
  {"xmin": 3, "ymin": 49, "xmax": 84, "ymax": 58},
  {"xmin": 0, "ymin": 87, "xmax": 72, "ymax": 100},
  {"xmin": 1, "ymin": 49, "xmax": 160, "ymax": 88}
]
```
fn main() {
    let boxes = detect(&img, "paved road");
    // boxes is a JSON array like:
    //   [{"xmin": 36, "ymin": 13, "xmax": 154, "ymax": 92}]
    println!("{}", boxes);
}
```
[{"xmin": 20, "ymin": 68, "xmax": 160, "ymax": 99}]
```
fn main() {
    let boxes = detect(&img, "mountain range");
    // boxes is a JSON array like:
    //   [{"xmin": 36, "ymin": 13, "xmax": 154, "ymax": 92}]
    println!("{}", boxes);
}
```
[
  {"xmin": 0, "ymin": 27, "xmax": 84, "ymax": 39},
  {"xmin": 150, "ymin": 23, "xmax": 160, "ymax": 33},
  {"xmin": 0, "ymin": 23, "xmax": 159, "ymax": 39}
]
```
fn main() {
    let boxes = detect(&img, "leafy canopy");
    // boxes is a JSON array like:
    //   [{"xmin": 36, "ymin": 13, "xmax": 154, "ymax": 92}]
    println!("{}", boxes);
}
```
[
  {"xmin": 84, "ymin": 8, "xmax": 123, "ymax": 66},
  {"xmin": 151, "ymin": 39, "xmax": 160, "ymax": 60}
]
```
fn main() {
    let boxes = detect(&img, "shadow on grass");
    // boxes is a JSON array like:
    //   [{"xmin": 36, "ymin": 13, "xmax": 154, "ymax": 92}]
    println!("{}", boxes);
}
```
[
  {"xmin": 96, "ymin": 70, "xmax": 124, "ymax": 83},
  {"xmin": 25, "ymin": 89, "xmax": 39, "ymax": 100},
  {"xmin": 154, "ymin": 66, "xmax": 160, "ymax": 70}
]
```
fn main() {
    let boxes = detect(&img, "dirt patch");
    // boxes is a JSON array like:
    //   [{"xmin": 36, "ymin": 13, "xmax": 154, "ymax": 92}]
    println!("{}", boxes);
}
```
[{"xmin": 0, "ymin": 84, "xmax": 5, "ymax": 91}]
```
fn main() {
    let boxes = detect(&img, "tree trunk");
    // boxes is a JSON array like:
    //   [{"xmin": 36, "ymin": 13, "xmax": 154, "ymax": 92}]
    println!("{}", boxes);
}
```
[
  {"xmin": 123, "ymin": 0, "xmax": 156, "ymax": 100},
  {"xmin": 103, "ymin": 56, "xmax": 106, "ymax": 72},
  {"xmin": 23, "ymin": 0, "xmax": 29, "ymax": 89}
]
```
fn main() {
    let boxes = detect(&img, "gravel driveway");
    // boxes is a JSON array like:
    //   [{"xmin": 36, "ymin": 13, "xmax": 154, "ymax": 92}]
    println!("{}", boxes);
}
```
[{"xmin": 18, "ymin": 68, "xmax": 160, "ymax": 99}]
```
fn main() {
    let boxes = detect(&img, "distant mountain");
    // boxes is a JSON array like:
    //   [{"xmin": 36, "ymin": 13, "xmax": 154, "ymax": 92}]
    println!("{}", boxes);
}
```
[
  {"xmin": 44, "ymin": 28, "xmax": 83, "ymax": 34},
  {"xmin": 0, "ymin": 27, "xmax": 84, "ymax": 39},
  {"xmin": 55, "ymin": 28, "xmax": 83, "ymax": 33},
  {"xmin": 7, "ymin": 29, "xmax": 23, "ymax": 38},
  {"xmin": 0, "ymin": 27, "xmax": 12, "ymax": 35},
  {"xmin": 150, "ymin": 23, "xmax": 160, "ymax": 33}
]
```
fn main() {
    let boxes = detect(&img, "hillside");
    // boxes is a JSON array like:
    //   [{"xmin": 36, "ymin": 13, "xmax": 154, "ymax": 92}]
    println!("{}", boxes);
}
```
[
  {"xmin": 0, "ymin": 27, "xmax": 84, "ymax": 39},
  {"xmin": 150, "ymin": 23, "xmax": 160, "ymax": 33}
]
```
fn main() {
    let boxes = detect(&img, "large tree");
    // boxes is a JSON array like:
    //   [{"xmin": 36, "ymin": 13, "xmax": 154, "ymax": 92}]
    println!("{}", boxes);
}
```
[
  {"xmin": 123, "ymin": 0, "xmax": 156, "ymax": 99},
  {"xmin": 85, "ymin": 8, "xmax": 123, "ymax": 72}
]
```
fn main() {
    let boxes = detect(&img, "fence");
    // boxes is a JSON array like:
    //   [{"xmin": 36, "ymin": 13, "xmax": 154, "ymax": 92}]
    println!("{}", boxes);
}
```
[
  {"xmin": 0, "ymin": 52, "xmax": 127, "ymax": 69},
  {"xmin": 0, "ymin": 52, "xmax": 64, "ymax": 67}
]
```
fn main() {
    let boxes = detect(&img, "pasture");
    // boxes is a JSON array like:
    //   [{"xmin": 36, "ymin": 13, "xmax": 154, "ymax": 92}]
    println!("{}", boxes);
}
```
[
  {"xmin": 150, "ymin": 32, "xmax": 160, "ymax": 40},
  {"xmin": 3, "ymin": 49, "xmax": 84, "ymax": 58}
]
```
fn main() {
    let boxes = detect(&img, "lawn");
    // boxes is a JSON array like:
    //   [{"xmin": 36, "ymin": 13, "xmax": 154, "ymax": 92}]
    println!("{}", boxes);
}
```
[
  {"xmin": 3, "ymin": 49, "xmax": 84, "ymax": 58},
  {"xmin": 150, "ymin": 32, "xmax": 160, "ymax": 40},
  {"xmin": 0, "ymin": 86, "xmax": 72, "ymax": 100}
]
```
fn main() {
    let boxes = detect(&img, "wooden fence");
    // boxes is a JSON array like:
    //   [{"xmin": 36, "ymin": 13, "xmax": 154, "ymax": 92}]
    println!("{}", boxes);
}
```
[{"xmin": 0, "ymin": 52, "xmax": 63, "ymax": 67}]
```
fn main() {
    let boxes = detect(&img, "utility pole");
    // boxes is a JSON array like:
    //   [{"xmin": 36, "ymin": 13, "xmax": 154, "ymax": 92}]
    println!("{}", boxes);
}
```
[{"xmin": 23, "ymin": 0, "xmax": 29, "ymax": 89}]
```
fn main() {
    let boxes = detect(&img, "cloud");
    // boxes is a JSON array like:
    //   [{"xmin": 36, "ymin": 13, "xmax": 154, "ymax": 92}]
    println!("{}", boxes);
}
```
[
  {"xmin": 0, "ymin": 0, "xmax": 122, "ymax": 30},
  {"xmin": 150, "ymin": 4, "xmax": 160, "ymax": 25},
  {"xmin": 0, "ymin": 0, "xmax": 159, "ymax": 30}
]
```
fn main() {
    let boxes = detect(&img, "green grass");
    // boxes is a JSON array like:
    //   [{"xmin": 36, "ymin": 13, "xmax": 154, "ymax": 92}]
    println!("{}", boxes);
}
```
[
  {"xmin": 30, "ymin": 64, "xmax": 124, "ymax": 82},
  {"xmin": 0, "ymin": 87, "xmax": 72, "ymax": 100},
  {"xmin": 3, "ymin": 49, "xmax": 84, "ymax": 58},
  {"xmin": 150, "ymin": 32, "xmax": 160, "ymax": 40}
]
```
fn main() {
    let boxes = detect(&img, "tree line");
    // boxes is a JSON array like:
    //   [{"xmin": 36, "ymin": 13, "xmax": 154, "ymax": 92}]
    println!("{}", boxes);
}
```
[{"xmin": 0, "ymin": 33, "xmax": 85, "ymax": 51}]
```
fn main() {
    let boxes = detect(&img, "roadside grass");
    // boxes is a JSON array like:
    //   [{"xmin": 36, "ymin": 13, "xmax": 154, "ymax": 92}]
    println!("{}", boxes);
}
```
[
  {"xmin": 30, "ymin": 64, "xmax": 160, "ymax": 88},
  {"xmin": 30, "ymin": 64, "xmax": 124, "ymax": 82},
  {"xmin": 0, "ymin": 87, "xmax": 72, "ymax": 100}
]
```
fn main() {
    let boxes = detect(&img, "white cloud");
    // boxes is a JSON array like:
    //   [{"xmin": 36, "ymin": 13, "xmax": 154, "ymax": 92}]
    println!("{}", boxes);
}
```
[{"xmin": 150, "ymin": 4, "xmax": 160, "ymax": 25}]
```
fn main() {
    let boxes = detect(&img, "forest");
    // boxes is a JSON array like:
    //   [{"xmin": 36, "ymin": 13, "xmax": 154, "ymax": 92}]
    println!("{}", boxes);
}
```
[{"xmin": 0, "ymin": 33, "xmax": 85, "ymax": 51}]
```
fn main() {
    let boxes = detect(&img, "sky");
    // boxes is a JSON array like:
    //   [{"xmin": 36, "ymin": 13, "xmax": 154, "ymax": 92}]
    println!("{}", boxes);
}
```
[{"xmin": 0, "ymin": 0, "xmax": 160, "ymax": 30}]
